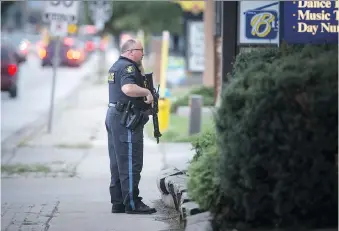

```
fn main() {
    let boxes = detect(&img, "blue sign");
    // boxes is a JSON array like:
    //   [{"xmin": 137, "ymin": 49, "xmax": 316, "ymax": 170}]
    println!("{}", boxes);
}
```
[
  {"xmin": 283, "ymin": 1, "xmax": 338, "ymax": 44},
  {"xmin": 245, "ymin": 3, "xmax": 279, "ymax": 40},
  {"xmin": 239, "ymin": 1, "xmax": 280, "ymax": 45}
]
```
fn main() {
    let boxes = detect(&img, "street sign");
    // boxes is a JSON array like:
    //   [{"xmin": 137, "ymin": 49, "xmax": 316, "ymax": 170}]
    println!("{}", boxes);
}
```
[
  {"xmin": 88, "ymin": 0, "xmax": 112, "ymax": 19},
  {"xmin": 42, "ymin": 0, "xmax": 79, "ymax": 134},
  {"xmin": 93, "ymin": 7, "xmax": 111, "ymax": 22},
  {"xmin": 43, "ymin": 0, "xmax": 79, "ymax": 24},
  {"xmin": 88, "ymin": 0, "xmax": 112, "ymax": 83},
  {"xmin": 88, "ymin": 0, "xmax": 112, "ymax": 31},
  {"xmin": 95, "ymin": 21, "xmax": 105, "ymax": 32},
  {"xmin": 68, "ymin": 24, "xmax": 77, "ymax": 34},
  {"xmin": 50, "ymin": 20, "xmax": 68, "ymax": 37}
]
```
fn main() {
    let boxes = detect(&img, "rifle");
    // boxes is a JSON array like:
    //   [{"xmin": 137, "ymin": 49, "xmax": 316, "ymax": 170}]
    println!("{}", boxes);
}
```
[{"xmin": 145, "ymin": 72, "xmax": 162, "ymax": 144}]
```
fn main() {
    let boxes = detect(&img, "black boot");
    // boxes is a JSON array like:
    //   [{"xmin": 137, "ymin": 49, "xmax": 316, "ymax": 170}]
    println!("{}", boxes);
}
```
[
  {"xmin": 125, "ymin": 200, "xmax": 157, "ymax": 214},
  {"xmin": 112, "ymin": 203, "xmax": 125, "ymax": 213}
]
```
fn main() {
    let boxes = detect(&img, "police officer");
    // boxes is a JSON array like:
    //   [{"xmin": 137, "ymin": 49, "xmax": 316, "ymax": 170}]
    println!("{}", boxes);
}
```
[{"xmin": 105, "ymin": 39, "xmax": 157, "ymax": 214}]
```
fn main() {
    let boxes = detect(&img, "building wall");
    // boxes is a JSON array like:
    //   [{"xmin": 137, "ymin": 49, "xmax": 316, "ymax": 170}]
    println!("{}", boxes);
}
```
[{"xmin": 202, "ymin": 0, "xmax": 215, "ymax": 87}]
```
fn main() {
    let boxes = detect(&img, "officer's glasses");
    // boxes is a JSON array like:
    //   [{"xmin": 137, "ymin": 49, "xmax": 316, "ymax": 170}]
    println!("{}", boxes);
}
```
[{"xmin": 128, "ymin": 49, "xmax": 143, "ymax": 53}]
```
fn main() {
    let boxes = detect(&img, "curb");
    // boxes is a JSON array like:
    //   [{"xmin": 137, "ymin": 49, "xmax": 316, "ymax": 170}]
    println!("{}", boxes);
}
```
[
  {"xmin": 1, "ymin": 55, "xmax": 101, "ymax": 155},
  {"xmin": 156, "ymin": 167, "xmax": 213, "ymax": 230}
]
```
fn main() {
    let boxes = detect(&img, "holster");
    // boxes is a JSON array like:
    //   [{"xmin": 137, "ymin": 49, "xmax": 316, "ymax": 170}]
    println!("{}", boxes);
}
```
[
  {"xmin": 126, "ymin": 107, "xmax": 149, "ymax": 130},
  {"xmin": 115, "ymin": 101, "xmax": 126, "ymax": 112},
  {"xmin": 120, "ymin": 101, "xmax": 132, "ymax": 126}
]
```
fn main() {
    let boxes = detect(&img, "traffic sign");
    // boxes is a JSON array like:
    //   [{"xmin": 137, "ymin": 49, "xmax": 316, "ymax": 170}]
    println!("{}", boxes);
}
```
[
  {"xmin": 88, "ymin": 0, "xmax": 112, "ymax": 23},
  {"xmin": 68, "ymin": 24, "xmax": 77, "ymax": 34},
  {"xmin": 88, "ymin": 0, "xmax": 112, "ymax": 12},
  {"xmin": 95, "ymin": 21, "xmax": 105, "ymax": 32},
  {"xmin": 43, "ymin": 0, "xmax": 79, "ymax": 24},
  {"xmin": 50, "ymin": 20, "xmax": 68, "ymax": 37},
  {"xmin": 43, "ymin": 0, "xmax": 79, "ymax": 134}
]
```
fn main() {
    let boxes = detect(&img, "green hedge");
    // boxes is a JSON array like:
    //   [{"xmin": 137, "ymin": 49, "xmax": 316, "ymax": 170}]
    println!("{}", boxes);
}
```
[
  {"xmin": 171, "ymin": 86, "xmax": 215, "ymax": 113},
  {"xmin": 187, "ymin": 128, "xmax": 222, "ymax": 211},
  {"xmin": 187, "ymin": 47, "xmax": 285, "ymax": 214},
  {"xmin": 187, "ymin": 47, "xmax": 285, "ymax": 215},
  {"xmin": 186, "ymin": 45, "xmax": 338, "ymax": 230},
  {"xmin": 231, "ymin": 47, "xmax": 280, "ymax": 77},
  {"xmin": 187, "ymin": 145, "xmax": 222, "ymax": 211},
  {"xmin": 215, "ymin": 45, "xmax": 338, "ymax": 229},
  {"xmin": 190, "ymin": 127, "xmax": 216, "ymax": 163}
]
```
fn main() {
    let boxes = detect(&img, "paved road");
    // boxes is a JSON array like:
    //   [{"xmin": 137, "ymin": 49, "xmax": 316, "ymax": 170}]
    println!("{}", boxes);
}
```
[{"xmin": 1, "ymin": 52, "xmax": 99, "ymax": 143}]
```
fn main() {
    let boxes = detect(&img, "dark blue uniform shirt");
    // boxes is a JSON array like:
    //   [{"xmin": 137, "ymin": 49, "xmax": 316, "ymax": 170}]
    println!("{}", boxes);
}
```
[{"xmin": 108, "ymin": 56, "xmax": 149, "ymax": 110}]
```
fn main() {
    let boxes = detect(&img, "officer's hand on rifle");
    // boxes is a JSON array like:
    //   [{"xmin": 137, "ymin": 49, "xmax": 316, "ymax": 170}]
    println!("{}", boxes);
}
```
[
  {"xmin": 144, "ymin": 90, "xmax": 154, "ymax": 104},
  {"xmin": 145, "ymin": 108, "xmax": 152, "ymax": 116}
]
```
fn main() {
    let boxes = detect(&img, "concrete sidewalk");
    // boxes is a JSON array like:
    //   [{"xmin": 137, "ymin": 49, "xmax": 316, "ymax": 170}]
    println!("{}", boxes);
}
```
[{"xmin": 1, "ymin": 62, "xmax": 194, "ymax": 230}]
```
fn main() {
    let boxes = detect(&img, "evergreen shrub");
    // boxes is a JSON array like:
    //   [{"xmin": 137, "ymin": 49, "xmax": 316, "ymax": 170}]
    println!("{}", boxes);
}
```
[
  {"xmin": 231, "ymin": 47, "xmax": 281, "ymax": 77},
  {"xmin": 190, "ymin": 127, "xmax": 216, "ymax": 163},
  {"xmin": 186, "ymin": 46, "xmax": 307, "ymax": 220},
  {"xmin": 215, "ymin": 45, "xmax": 338, "ymax": 230},
  {"xmin": 187, "ymin": 144, "xmax": 221, "ymax": 211}
]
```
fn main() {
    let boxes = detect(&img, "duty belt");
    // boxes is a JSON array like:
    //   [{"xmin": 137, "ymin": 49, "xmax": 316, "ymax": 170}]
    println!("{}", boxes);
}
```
[
  {"xmin": 109, "ymin": 102, "xmax": 126, "ymax": 112},
  {"xmin": 109, "ymin": 101, "xmax": 148, "ymax": 112}
]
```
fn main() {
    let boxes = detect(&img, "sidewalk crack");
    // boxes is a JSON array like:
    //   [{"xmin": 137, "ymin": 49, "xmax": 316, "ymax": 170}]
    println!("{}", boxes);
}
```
[{"xmin": 44, "ymin": 201, "xmax": 60, "ymax": 231}]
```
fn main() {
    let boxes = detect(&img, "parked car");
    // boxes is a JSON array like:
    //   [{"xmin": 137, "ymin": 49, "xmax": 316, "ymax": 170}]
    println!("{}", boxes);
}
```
[
  {"xmin": 1, "ymin": 43, "xmax": 24, "ymax": 98},
  {"xmin": 40, "ymin": 37, "xmax": 86, "ymax": 67},
  {"xmin": 65, "ymin": 39, "xmax": 87, "ymax": 67},
  {"xmin": 1, "ymin": 32, "xmax": 35, "ymax": 63}
]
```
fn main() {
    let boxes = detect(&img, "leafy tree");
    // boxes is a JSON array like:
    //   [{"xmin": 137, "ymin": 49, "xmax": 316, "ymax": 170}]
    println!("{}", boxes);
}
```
[{"xmin": 84, "ymin": 1, "xmax": 183, "ymax": 35}]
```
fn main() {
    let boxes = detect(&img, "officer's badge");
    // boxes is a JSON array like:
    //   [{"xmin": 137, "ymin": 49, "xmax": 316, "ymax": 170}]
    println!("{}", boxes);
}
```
[
  {"xmin": 126, "ymin": 65, "xmax": 134, "ymax": 73},
  {"xmin": 108, "ymin": 72, "xmax": 115, "ymax": 83}
]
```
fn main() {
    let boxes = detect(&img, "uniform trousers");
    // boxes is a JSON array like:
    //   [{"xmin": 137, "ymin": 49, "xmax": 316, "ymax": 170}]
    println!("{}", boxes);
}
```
[{"xmin": 105, "ymin": 106, "xmax": 144, "ymax": 210}]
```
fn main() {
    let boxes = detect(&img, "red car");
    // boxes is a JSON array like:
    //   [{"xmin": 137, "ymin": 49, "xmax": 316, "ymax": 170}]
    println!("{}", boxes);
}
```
[
  {"xmin": 40, "ymin": 37, "xmax": 86, "ymax": 67},
  {"xmin": 1, "ymin": 44, "xmax": 24, "ymax": 98}
]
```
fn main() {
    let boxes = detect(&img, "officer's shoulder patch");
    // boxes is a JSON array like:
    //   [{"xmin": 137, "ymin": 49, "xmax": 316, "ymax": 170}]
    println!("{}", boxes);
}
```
[
  {"xmin": 125, "ymin": 65, "xmax": 134, "ymax": 74},
  {"xmin": 108, "ymin": 72, "xmax": 115, "ymax": 83}
]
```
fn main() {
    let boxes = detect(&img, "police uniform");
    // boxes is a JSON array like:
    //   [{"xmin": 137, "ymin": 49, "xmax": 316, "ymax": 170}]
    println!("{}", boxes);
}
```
[{"xmin": 105, "ymin": 56, "xmax": 156, "ymax": 214}]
